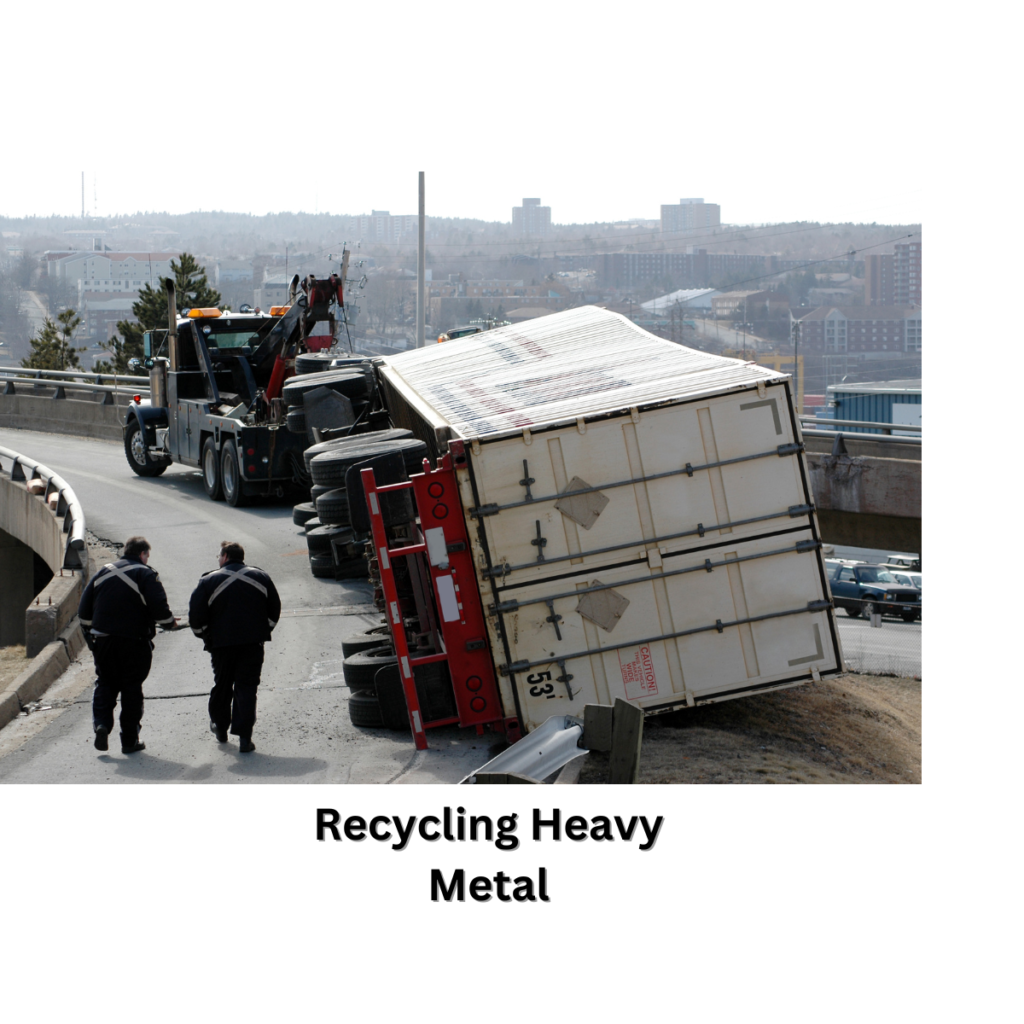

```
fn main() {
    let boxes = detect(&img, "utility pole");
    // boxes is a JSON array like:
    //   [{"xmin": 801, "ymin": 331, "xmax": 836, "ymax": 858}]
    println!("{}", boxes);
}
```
[
  {"xmin": 792, "ymin": 314, "xmax": 801, "ymax": 413},
  {"xmin": 81, "ymin": 172, "xmax": 84, "ymax": 219},
  {"xmin": 416, "ymin": 171, "xmax": 425, "ymax": 348}
]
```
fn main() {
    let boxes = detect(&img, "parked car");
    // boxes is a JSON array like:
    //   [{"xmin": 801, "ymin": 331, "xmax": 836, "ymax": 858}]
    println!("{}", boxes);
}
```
[
  {"xmin": 884, "ymin": 555, "xmax": 921, "ymax": 571},
  {"xmin": 827, "ymin": 563, "xmax": 921, "ymax": 621},
  {"xmin": 888, "ymin": 569, "xmax": 922, "ymax": 590}
]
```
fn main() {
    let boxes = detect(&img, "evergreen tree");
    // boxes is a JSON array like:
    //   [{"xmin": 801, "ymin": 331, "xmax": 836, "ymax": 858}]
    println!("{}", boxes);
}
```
[
  {"xmin": 107, "ymin": 253, "xmax": 222, "ymax": 373},
  {"xmin": 22, "ymin": 308, "xmax": 85, "ymax": 370}
]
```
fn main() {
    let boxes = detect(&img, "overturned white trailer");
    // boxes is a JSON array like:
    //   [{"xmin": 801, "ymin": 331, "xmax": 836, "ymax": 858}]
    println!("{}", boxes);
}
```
[{"xmin": 376, "ymin": 305, "xmax": 843, "ymax": 736}]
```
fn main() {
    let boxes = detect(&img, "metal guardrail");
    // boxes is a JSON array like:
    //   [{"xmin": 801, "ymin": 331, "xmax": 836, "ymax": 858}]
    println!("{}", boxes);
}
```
[
  {"xmin": 0, "ymin": 445, "xmax": 87, "ymax": 570},
  {"xmin": 1, "ymin": 375, "xmax": 148, "ymax": 401},
  {"xmin": 0, "ymin": 366, "xmax": 150, "ymax": 386},
  {"xmin": 799, "ymin": 415, "xmax": 921, "ymax": 434},
  {"xmin": 801, "ymin": 428, "xmax": 921, "ymax": 446}
]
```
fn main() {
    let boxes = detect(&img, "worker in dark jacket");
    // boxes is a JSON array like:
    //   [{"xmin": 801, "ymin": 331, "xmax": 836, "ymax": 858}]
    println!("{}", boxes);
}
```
[
  {"xmin": 188, "ymin": 541, "xmax": 281, "ymax": 753},
  {"xmin": 78, "ymin": 535, "xmax": 178, "ymax": 754}
]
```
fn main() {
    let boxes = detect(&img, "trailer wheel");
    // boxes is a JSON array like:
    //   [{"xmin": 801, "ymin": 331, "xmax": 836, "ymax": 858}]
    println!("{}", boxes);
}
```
[
  {"xmin": 124, "ymin": 418, "xmax": 168, "ymax": 477},
  {"xmin": 286, "ymin": 406, "xmax": 306, "ymax": 435},
  {"xmin": 292, "ymin": 502, "xmax": 318, "ymax": 526},
  {"xmin": 309, "ymin": 553, "xmax": 335, "ymax": 578},
  {"xmin": 341, "ymin": 625, "xmax": 393, "ymax": 659},
  {"xmin": 315, "ymin": 488, "xmax": 350, "ymax": 525},
  {"xmin": 343, "ymin": 646, "xmax": 398, "ymax": 690},
  {"xmin": 220, "ymin": 440, "xmax": 247, "ymax": 507},
  {"xmin": 348, "ymin": 689, "xmax": 384, "ymax": 729},
  {"xmin": 202, "ymin": 437, "xmax": 224, "ymax": 500}
]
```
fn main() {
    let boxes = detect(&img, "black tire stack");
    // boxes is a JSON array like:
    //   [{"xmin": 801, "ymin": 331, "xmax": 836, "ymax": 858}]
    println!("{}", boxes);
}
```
[
  {"xmin": 292, "ymin": 429, "xmax": 426, "ymax": 581},
  {"xmin": 282, "ymin": 369, "xmax": 372, "ymax": 439}
]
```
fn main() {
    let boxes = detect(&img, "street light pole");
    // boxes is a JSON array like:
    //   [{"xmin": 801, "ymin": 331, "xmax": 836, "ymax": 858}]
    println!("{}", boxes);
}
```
[{"xmin": 416, "ymin": 171, "xmax": 425, "ymax": 348}]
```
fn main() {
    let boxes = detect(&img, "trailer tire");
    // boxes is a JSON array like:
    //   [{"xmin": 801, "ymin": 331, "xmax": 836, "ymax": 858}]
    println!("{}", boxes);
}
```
[
  {"xmin": 201, "ymin": 437, "xmax": 224, "ymax": 500},
  {"xmin": 220, "ymin": 440, "xmax": 248, "ymax": 507},
  {"xmin": 310, "ymin": 484, "xmax": 335, "ymax": 502},
  {"xmin": 335, "ymin": 556, "xmax": 369, "ymax": 579},
  {"xmin": 341, "ymin": 625, "xmax": 393, "ymax": 659},
  {"xmin": 343, "ymin": 646, "xmax": 398, "ymax": 691},
  {"xmin": 310, "ymin": 438, "xmax": 427, "ymax": 486},
  {"xmin": 292, "ymin": 502, "xmax": 318, "ymax": 526},
  {"xmin": 303, "ymin": 516, "xmax": 322, "ymax": 532},
  {"xmin": 315, "ymin": 488, "xmax": 350, "ymax": 525},
  {"xmin": 307, "ymin": 524, "xmax": 353, "ymax": 555},
  {"xmin": 286, "ymin": 406, "xmax": 306, "ymax": 434},
  {"xmin": 309, "ymin": 553, "xmax": 335, "ymax": 578},
  {"xmin": 124, "ymin": 418, "xmax": 168, "ymax": 478},
  {"xmin": 281, "ymin": 370, "xmax": 368, "ymax": 405},
  {"xmin": 348, "ymin": 689, "xmax": 384, "ymax": 729},
  {"xmin": 302, "ymin": 428, "xmax": 413, "ymax": 475}
]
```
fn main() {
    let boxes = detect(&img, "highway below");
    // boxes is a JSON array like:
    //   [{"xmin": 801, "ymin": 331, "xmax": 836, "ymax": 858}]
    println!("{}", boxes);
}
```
[{"xmin": 0, "ymin": 427, "xmax": 495, "ymax": 783}]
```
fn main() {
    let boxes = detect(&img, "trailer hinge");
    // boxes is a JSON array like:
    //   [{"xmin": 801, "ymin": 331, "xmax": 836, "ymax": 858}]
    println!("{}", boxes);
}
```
[
  {"xmin": 531, "ymin": 520, "xmax": 547, "ymax": 561},
  {"xmin": 499, "ymin": 660, "xmax": 531, "ymax": 676},
  {"xmin": 489, "ymin": 599, "xmax": 520, "ymax": 615},
  {"xmin": 806, "ymin": 599, "xmax": 832, "ymax": 612},
  {"xmin": 482, "ymin": 562, "xmax": 511, "ymax": 579},
  {"xmin": 788, "ymin": 503, "xmax": 814, "ymax": 517},
  {"xmin": 470, "ymin": 504, "xmax": 500, "ymax": 518},
  {"xmin": 704, "ymin": 559, "xmax": 714, "ymax": 573},
  {"xmin": 520, "ymin": 460, "xmax": 535, "ymax": 500},
  {"xmin": 715, "ymin": 619, "xmax": 725, "ymax": 633},
  {"xmin": 777, "ymin": 442, "xmax": 804, "ymax": 457},
  {"xmin": 555, "ymin": 660, "xmax": 574, "ymax": 699},
  {"xmin": 795, "ymin": 539, "xmax": 821, "ymax": 553},
  {"xmin": 545, "ymin": 600, "xmax": 563, "ymax": 640},
  {"xmin": 684, "ymin": 462, "xmax": 694, "ymax": 477}
]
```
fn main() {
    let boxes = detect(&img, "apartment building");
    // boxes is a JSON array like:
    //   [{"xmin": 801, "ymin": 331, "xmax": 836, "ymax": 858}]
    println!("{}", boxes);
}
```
[
  {"xmin": 512, "ymin": 198, "xmax": 551, "ymax": 237},
  {"xmin": 893, "ymin": 241, "xmax": 921, "ymax": 306},
  {"xmin": 795, "ymin": 306, "xmax": 922, "ymax": 355},
  {"xmin": 660, "ymin": 198, "xmax": 721, "ymax": 233}
]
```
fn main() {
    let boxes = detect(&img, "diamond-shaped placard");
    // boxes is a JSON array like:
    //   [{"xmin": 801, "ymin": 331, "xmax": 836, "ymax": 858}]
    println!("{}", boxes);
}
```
[
  {"xmin": 576, "ymin": 581, "xmax": 629, "ymax": 633},
  {"xmin": 554, "ymin": 476, "xmax": 609, "ymax": 531}
]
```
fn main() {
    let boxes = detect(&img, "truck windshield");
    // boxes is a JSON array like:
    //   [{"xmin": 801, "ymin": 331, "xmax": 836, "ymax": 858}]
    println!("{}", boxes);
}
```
[{"xmin": 199, "ymin": 326, "xmax": 263, "ymax": 351}]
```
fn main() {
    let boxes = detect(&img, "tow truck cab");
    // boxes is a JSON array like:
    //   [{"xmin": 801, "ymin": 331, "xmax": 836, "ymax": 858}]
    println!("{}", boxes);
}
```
[{"xmin": 125, "ymin": 305, "xmax": 311, "ymax": 502}]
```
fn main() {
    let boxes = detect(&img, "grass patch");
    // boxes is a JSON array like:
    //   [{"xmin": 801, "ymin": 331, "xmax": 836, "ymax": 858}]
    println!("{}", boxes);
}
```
[{"xmin": 578, "ymin": 673, "xmax": 921, "ymax": 785}]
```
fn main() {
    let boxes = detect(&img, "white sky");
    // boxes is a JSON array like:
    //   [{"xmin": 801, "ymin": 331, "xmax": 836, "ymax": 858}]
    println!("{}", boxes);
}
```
[{"xmin": 0, "ymin": 171, "xmax": 921, "ymax": 225}]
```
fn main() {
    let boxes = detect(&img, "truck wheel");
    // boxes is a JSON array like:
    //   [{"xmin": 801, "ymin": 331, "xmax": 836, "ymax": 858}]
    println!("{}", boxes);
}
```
[
  {"xmin": 220, "ymin": 440, "xmax": 247, "ymax": 507},
  {"xmin": 344, "ymin": 646, "xmax": 398, "ymax": 690},
  {"xmin": 348, "ymin": 690, "xmax": 384, "ymax": 729},
  {"xmin": 844, "ymin": 604, "xmax": 862, "ymax": 618},
  {"xmin": 124, "ymin": 418, "xmax": 168, "ymax": 477},
  {"xmin": 863, "ymin": 601, "xmax": 879, "ymax": 619},
  {"xmin": 202, "ymin": 437, "xmax": 224, "ymax": 500},
  {"xmin": 901, "ymin": 611, "xmax": 919, "ymax": 622}
]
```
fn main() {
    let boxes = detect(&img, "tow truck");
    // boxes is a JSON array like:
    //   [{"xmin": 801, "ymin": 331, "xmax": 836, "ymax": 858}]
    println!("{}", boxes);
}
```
[{"xmin": 123, "ymin": 270, "xmax": 348, "ymax": 505}]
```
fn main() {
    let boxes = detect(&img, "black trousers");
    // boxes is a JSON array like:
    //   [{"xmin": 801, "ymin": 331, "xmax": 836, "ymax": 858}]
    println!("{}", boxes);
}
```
[
  {"xmin": 92, "ymin": 635, "xmax": 153, "ymax": 742},
  {"xmin": 209, "ymin": 643, "xmax": 264, "ymax": 739}
]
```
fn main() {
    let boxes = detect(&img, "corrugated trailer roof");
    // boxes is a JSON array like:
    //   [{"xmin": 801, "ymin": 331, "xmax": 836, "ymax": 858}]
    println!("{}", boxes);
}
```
[{"xmin": 378, "ymin": 305, "xmax": 785, "ymax": 442}]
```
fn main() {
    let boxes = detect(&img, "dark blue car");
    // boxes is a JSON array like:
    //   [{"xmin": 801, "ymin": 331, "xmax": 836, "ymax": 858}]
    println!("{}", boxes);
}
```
[{"xmin": 827, "ymin": 563, "xmax": 921, "ymax": 622}]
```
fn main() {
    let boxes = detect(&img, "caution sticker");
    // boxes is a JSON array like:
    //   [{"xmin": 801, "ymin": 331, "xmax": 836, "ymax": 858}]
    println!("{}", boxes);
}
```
[{"xmin": 617, "ymin": 645, "xmax": 659, "ymax": 700}]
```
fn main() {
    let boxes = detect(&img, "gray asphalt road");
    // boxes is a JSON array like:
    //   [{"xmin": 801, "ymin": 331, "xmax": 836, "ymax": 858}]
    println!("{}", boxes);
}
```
[
  {"xmin": 0, "ymin": 427, "xmax": 497, "ymax": 783},
  {"xmin": 837, "ymin": 615, "xmax": 921, "ymax": 676}
]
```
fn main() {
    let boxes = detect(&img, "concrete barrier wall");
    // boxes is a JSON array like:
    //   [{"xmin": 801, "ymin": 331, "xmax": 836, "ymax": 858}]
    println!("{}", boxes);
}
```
[
  {"xmin": 0, "ymin": 391, "xmax": 127, "ymax": 441},
  {"xmin": 0, "ymin": 465, "xmax": 89, "ymax": 658}
]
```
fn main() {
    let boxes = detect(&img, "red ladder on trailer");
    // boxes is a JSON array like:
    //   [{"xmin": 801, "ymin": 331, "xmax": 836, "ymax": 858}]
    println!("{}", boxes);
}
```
[{"xmin": 360, "ymin": 453, "xmax": 516, "ymax": 750}]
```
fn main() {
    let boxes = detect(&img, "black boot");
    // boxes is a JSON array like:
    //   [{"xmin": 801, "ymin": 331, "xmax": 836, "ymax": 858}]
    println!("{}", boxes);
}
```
[
  {"xmin": 120, "ymin": 733, "xmax": 146, "ymax": 754},
  {"xmin": 210, "ymin": 721, "xmax": 228, "ymax": 743},
  {"xmin": 94, "ymin": 725, "xmax": 109, "ymax": 751},
  {"xmin": 238, "ymin": 736, "xmax": 255, "ymax": 754}
]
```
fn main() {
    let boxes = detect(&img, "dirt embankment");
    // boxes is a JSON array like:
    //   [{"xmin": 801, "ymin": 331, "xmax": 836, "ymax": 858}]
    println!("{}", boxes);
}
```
[
  {"xmin": 579, "ymin": 673, "xmax": 921, "ymax": 784},
  {"xmin": 0, "ymin": 646, "xmax": 28, "ymax": 692}
]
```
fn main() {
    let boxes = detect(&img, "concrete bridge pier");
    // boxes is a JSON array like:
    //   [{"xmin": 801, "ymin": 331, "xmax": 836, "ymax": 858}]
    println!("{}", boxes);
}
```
[{"xmin": 0, "ymin": 528, "xmax": 35, "ymax": 645}]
